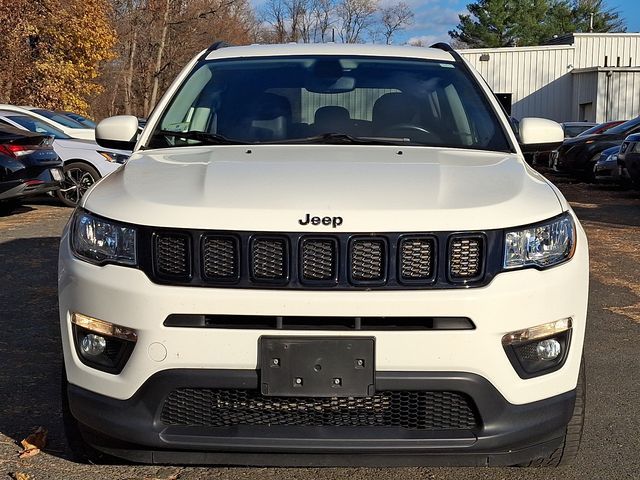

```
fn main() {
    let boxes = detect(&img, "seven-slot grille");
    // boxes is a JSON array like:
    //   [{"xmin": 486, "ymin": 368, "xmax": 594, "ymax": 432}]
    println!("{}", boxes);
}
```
[
  {"xmin": 161, "ymin": 388, "xmax": 479, "ymax": 430},
  {"xmin": 150, "ymin": 231, "xmax": 487, "ymax": 288}
]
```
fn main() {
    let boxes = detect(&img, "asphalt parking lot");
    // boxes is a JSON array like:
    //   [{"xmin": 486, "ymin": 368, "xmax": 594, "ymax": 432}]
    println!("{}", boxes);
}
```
[{"xmin": 1, "ymin": 177, "xmax": 639, "ymax": 480}]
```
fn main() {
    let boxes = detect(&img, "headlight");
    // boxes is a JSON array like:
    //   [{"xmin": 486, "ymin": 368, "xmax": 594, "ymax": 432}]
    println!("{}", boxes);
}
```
[
  {"xmin": 504, "ymin": 213, "xmax": 575, "ymax": 269},
  {"xmin": 97, "ymin": 150, "xmax": 130, "ymax": 164},
  {"xmin": 71, "ymin": 210, "xmax": 137, "ymax": 266}
]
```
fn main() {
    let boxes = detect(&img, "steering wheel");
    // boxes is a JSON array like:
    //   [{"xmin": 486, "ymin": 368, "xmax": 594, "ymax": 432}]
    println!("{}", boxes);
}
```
[{"xmin": 382, "ymin": 124, "xmax": 442, "ymax": 143}]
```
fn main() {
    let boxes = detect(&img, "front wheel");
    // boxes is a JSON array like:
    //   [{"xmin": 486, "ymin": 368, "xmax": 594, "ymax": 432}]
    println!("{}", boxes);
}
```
[{"xmin": 56, "ymin": 162, "xmax": 101, "ymax": 207}]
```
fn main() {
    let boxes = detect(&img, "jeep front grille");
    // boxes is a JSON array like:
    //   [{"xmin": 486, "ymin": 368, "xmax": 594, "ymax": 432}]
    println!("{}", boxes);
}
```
[
  {"xmin": 143, "ymin": 230, "xmax": 492, "ymax": 289},
  {"xmin": 161, "ymin": 388, "xmax": 479, "ymax": 430}
]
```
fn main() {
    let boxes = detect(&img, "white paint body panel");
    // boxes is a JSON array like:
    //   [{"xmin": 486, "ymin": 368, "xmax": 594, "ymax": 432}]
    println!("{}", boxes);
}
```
[{"xmin": 82, "ymin": 146, "xmax": 562, "ymax": 232}]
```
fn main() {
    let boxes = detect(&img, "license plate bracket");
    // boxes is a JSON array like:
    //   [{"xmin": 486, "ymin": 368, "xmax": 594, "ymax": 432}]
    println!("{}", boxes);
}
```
[{"xmin": 259, "ymin": 336, "xmax": 375, "ymax": 397}]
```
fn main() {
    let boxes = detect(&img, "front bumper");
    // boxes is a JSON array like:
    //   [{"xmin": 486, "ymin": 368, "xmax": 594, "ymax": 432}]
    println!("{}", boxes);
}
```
[{"xmin": 68, "ymin": 369, "xmax": 575, "ymax": 466}]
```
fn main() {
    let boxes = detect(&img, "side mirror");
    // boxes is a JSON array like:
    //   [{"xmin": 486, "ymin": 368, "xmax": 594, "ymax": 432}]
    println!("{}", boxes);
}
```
[
  {"xmin": 95, "ymin": 115, "xmax": 139, "ymax": 151},
  {"xmin": 518, "ymin": 117, "xmax": 564, "ymax": 153}
]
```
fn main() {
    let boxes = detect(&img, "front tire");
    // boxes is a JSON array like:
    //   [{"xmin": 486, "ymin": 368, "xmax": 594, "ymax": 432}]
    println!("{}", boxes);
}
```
[
  {"xmin": 56, "ymin": 162, "xmax": 101, "ymax": 207},
  {"xmin": 520, "ymin": 358, "xmax": 586, "ymax": 467}
]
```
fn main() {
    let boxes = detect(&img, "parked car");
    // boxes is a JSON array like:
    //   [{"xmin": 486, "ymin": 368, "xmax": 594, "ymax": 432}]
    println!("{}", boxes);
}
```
[
  {"xmin": 0, "ymin": 124, "xmax": 62, "ymax": 213},
  {"xmin": 59, "ymin": 43, "xmax": 588, "ymax": 468},
  {"xmin": 561, "ymin": 122, "xmax": 596, "ymax": 138},
  {"xmin": 593, "ymin": 146, "xmax": 624, "ymax": 183},
  {"xmin": 550, "ymin": 115, "xmax": 640, "ymax": 178},
  {"xmin": 58, "ymin": 111, "xmax": 97, "ymax": 129},
  {"xmin": 576, "ymin": 120, "xmax": 625, "ymax": 137},
  {"xmin": 618, "ymin": 133, "xmax": 640, "ymax": 188},
  {"xmin": 0, "ymin": 104, "xmax": 95, "ymax": 141},
  {"xmin": 0, "ymin": 112, "xmax": 130, "ymax": 206}
]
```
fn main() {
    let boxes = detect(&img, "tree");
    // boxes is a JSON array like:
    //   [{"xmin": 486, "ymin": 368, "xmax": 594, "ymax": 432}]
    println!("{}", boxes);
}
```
[
  {"xmin": 336, "ymin": 0, "xmax": 378, "ymax": 43},
  {"xmin": 0, "ymin": 0, "xmax": 117, "ymax": 114},
  {"xmin": 449, "ymin": 0, "xmax": 626, "ymax": 48},
  {"xmin": 380, "ymin": 2, "xmax": 414, "ymax": 45}
]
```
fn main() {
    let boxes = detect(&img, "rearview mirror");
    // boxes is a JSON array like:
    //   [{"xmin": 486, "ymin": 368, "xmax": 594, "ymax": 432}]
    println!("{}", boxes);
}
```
[
  {"xmin": 95, "ymin": 115, "xmax": 139, "ymax": 151},
  {"xmin": 518, "ymin": 117, "xmax": 564, "ymax": 153}
]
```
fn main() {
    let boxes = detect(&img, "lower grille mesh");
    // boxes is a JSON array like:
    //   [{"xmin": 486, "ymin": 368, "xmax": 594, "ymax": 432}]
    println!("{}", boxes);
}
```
[{"xmin": 161, "ymin": 388, "xmax": 479, "ymax": 430}]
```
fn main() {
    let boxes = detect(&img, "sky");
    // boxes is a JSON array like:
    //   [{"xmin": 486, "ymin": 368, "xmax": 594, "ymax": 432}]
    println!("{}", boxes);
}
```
[
  {"xmin": 395, "ymin": 0, "xmax": 640, "ymax": 45},
  {"xmin": 253, "ymin": 0, "xmax": 640, "ymax": 46}
]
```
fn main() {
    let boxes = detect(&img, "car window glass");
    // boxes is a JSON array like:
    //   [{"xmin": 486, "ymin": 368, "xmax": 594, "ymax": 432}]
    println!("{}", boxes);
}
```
[
  {"xmin": 152, "ymin": 56, "xmax": 511, "ymax": 152},
  {"xmin": 33, "ymin": 109, "xmax": 85, "ymax": 128},
  {"xmin": 8, "ymin": 115, "xmax": 71, "ymax": 139}
]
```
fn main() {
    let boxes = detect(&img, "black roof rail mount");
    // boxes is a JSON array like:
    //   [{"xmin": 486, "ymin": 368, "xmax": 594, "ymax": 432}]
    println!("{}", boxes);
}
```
[
  {"xmin": 429, "ymin": 42, "xmax": 462, "ymax": 62},
  {"xmin": 200, "ymin": 41, "xmax": 233, "ymax": 60}
]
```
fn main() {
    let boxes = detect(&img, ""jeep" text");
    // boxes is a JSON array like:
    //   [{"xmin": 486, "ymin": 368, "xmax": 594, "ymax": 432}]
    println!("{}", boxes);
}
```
[{"xmin": 298, "ymin": 213, "xmax": 343, "ymax": 228}]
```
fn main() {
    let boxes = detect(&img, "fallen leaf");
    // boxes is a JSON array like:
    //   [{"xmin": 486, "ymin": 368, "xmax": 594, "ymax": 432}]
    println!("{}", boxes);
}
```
[
  {"xmin": 19, "ymin": 427, "xmax": 47, "ymax": 459},
  {"xmin": 12, "ymin": 473, "xmax": 31, "ymax": 480}
]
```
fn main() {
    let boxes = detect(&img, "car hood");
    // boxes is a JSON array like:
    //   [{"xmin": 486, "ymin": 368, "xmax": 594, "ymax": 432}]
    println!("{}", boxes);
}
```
[{"xmin": 83, "ymin": 145, "xmax": 563, "ymax": 232}]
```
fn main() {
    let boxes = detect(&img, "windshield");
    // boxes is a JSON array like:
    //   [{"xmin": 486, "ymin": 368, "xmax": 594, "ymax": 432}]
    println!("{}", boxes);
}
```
[
  {"xmin": 149, "ymin": 56, "xmax": 511, "ymax": 152},
  {"xmin": 62, "ymin": 112, "xmax": 97, "ymax": 128},
  {"xmin": 32, "ymin": 109, "xmax": 86, "ymax": 128},
  {"xmin": 605, "ymin": 116, "xmax": 640, "ymax": 135},
  {"xmin": 8, "ymin": 115, "xmax": 71, "ymax": 139}
]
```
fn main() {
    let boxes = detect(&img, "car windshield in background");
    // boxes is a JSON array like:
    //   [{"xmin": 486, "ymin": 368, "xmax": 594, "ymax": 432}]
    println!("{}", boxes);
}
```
[
  {"xmin": 8, "ymin": 115, "xmax": 71, "ymax": 139},
  {"xmin": 564, "ymin": 125, "xmax": 594, "ymax": 137},
  {"xmin": 61, "ymin": 112, "xmax": 97, "ymax": 128},
  {"xmin": 31, "ymin": 109, "xmax": 86, "ymax": 129},
  {"xmin": 149, "ymin": 56, "xmax": 511, "ymax": 152},
  {"xmin": 605, "ymin": 116, "xmax": 640, "ymax": 135}
]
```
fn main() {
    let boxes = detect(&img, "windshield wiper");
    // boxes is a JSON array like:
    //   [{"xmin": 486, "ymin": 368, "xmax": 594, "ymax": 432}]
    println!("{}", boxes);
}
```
[
  {"xmin": 266, "ymin": 133, "xmax": 411, "ymax": 146},
  {"xmin": 156, "ymin": 130, "xmax": 243, "ymax": 145}
]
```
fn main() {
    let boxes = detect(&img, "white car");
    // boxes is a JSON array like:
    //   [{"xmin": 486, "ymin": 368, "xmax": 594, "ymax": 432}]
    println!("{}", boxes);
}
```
[
  {"xmin": 0, "ymin": 111, "xmax": 129, "ymax": 205},
  {"xmin": 59, "ymin": 43, "xmax": 588, "ymax": 467},
  {"xmin": 0, "ymin": 104, "xmax": 95, "ymax": 141}
]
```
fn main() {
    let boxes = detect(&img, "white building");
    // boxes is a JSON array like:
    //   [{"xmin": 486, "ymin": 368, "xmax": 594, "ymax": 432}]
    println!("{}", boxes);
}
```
[{"xmin": 459, "ymin": 33, "xmax": 640, "ymax": 123}]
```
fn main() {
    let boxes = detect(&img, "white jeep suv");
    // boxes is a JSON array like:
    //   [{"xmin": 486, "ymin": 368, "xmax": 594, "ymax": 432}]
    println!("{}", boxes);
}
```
[{"xmin": 58, "ymin": 42, "xmax": 588, "ymax": 467}]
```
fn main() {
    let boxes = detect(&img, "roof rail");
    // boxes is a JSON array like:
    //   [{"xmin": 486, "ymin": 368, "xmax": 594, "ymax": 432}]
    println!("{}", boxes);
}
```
[
  {"xmin": 429, "ymin": 42, "xmax": 454, "ymax": 53},
  {"xmin": 429, "ymin": 42, "xmax": 462, "ymax": 63},
  {"xmin": 199, "ymin": 41, "xmax": 232, "ymax": 60}
]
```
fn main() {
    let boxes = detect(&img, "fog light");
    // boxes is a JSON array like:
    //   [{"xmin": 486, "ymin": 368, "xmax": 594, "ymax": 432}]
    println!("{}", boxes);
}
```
[
  {"xmin": 80, "ymin": 333, "xmax": 107, "ymax": 356},
  {"xmin": 71, "ymin": 313, "xmax": 137, "ymax": 374},
  {"xmin": 536, "ymin": 338, "xmax": 561, "ymax": 360},
  {"xmin": 503, "ymin": 319, "xmax": 572, "ymax": 379}
]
